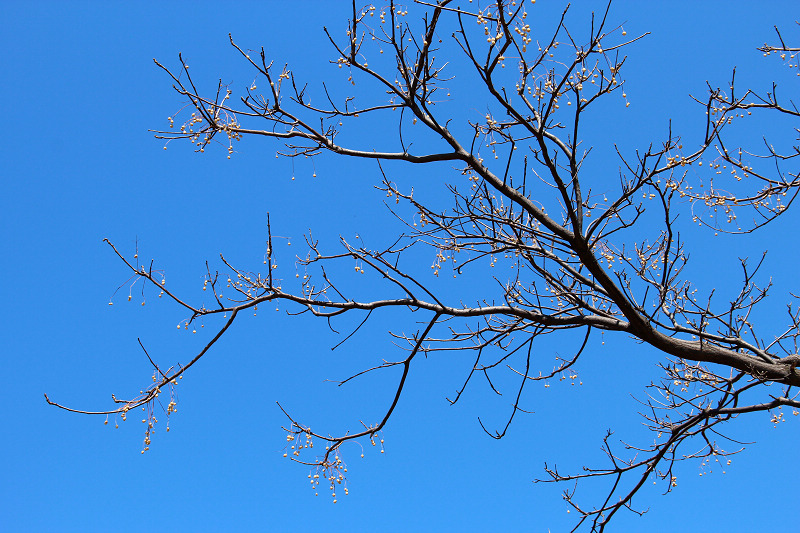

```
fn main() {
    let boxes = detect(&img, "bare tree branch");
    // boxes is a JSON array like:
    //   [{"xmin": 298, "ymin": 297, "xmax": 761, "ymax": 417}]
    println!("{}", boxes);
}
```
[{"xmin": 47, "ymin": 2, "xmax": 800, "ymax": 529}]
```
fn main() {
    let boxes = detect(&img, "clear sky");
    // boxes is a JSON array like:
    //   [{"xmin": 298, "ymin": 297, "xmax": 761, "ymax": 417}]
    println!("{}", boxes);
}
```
[{"xmin": 3, "ymin": 1, "xmax": 799, "ymax": 532}]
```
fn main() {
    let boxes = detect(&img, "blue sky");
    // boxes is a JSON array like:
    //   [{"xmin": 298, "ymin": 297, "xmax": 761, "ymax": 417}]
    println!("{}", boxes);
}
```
[{"xmin": 3, "ymin": 1, "xmax": 799, "ymax": 531}]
